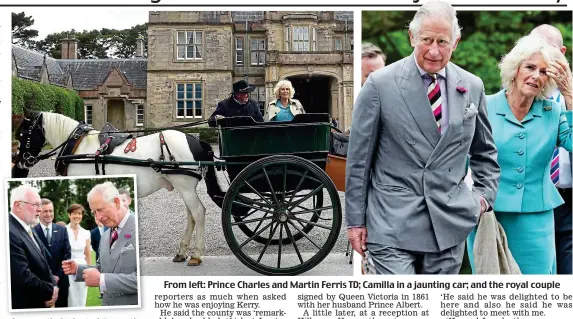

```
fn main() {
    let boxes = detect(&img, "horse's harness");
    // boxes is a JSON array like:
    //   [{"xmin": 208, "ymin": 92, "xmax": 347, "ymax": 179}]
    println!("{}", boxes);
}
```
[{"xmin": 20, "ymin": 115, "xmax": 207, "ymax": 180}]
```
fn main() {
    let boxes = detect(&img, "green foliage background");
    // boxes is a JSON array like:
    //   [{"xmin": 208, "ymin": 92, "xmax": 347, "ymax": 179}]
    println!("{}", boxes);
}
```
[
  {"xmin": 362, "ymin": 11, "xmax": 572, "ymax": 95},
  {"xmin": 7, "ymin": 177, "xmax": 135, "ymax": 230}
]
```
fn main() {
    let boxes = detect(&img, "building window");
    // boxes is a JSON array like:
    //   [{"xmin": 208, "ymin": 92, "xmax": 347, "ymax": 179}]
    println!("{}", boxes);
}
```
[
  {"xmin": 250, "ymin": 38, "xmax": 265, "ymax": 65},
  {"xmin": 334, "ymin": 37, "xmax": 343, "ymax": 51},
  {"xmin": 136, "ymin": 104, "xmax": 144, "ymax": 126},
  {"xmin": 85, "ymin": 105, "xmax": 92, "ymax": 125},
  {"xmin": 287, "ymin": 26, "xmax": 316, "ymax": 52},
  {"xmin": 285, "ymin": 27, "xmax": 290, "ymax": 51},
  {"xmin": 293, "ymin": 26, "xmax": 309, "ymax": 51},
  {"xmin": 176, "ymin": 31, "xmax": 203, "ymax": 60},
  {"xmin": 176, "ymin": 83, "xmax": 203, "ymax": 118},
  {"xmin": 251, "ymin": 86, "xmax": 266, "ymax": 114},
  {"xmin": 235, "ymin": 37, "xmax": 244, "ymax": 65}
]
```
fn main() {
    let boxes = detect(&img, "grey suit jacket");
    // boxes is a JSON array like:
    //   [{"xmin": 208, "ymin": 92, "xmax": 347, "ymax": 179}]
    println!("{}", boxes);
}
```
[
  {"xmin": 346, "ymin": 54, "xmax": 500, "ymax": 252},
  {"xmin": 76, "ymin": 213, "xmax": 138, "ymax": 306}
]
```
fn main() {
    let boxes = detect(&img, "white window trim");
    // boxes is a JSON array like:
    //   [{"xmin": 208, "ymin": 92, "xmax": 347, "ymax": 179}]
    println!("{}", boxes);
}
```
[
  {"xmin": 135, "ymin": 104, "xmax": 144, "ymax": 127},
  {"xmin": 175, "ymin": 82, "xmax": 203, "ymax": 119},
  {"xmin": 176, "ymin": 30, "xmax": 204, "ymax": 60},
  {"xmin": 84, "ymin": 104, "xmax": 93, "ymax": 125},
  {"xmin": 235, "ymin": 37, "xmax": 244, "ymax": 65}
]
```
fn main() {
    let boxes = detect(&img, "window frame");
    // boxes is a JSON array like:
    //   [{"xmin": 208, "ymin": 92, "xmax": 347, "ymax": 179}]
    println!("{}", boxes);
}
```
[
  {"xmin": 176, "ymin": 30, "xmax": 204, "ymax": 61},
  {"xmin": 84, "ymin": 104, "xmax": 93, "ymax": 125},
  {"xmin": 250, "ymin": 38, "xmax": 266, "ymax": 66},
  {"xmin": 251, "ymin": 86, "xmax": 266, "ymax": 115},
  {"xmin": 136, "ymin": 104, "xmax": 144, "ymax": 127},
  {"xmin": 175, "ymin": 82, "xmax": 203, "ymax": 119},
  {"xmin": 287, "ymin": 26, "xmax": 316, "ymax": 52},
  {"xmin": 235, "ymin": 37, "xmax": 244, "ymax": 65}
]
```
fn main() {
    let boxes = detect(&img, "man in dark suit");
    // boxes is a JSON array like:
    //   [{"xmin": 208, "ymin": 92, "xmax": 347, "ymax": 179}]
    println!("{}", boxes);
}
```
[
  {"xmin": 9, "ymin": 185, "xmax": 58, "ymax": 309},
  {"xmin": 34, "ymin": 198, "xmax": 71, "ymax": 307},
  {"xmin": 91, "ymin": 218, "xmax": 103, "ymax": 261}
]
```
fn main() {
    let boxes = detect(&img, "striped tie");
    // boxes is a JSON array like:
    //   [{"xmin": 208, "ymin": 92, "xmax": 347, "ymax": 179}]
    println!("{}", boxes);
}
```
[
  {"xmin": 427, "ymin": 74, "xmax": 443, "ymax": 133},
  {"xmin": 551, "ymin": 147, "xmax": 560, "ymax": 186}
]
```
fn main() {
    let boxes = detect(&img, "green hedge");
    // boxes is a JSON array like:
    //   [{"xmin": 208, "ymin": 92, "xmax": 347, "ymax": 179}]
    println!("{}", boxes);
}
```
[
  {"xmin": 12, "ymin": 77, "xmax": 84, "ymax": 121},
  {"xmin": 181, "ymin": 127, "xmax": 219, "ymax": 144}
]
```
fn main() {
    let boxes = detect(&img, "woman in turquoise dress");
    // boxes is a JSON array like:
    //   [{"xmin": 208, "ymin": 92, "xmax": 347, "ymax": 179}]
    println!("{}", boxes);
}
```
[
  {"xmin": 264, "ymin": 80, "xmax": 306, "ymax": 122},
  {"xmin": 467, "ymin": 35, "xmax": 572, "ymax": 274}
]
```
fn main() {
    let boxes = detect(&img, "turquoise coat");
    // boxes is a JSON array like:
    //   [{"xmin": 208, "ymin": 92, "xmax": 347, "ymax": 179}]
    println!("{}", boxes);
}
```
[{"xmin": 487, "ymin": 90, "xmax": 572, "ymax": 212}]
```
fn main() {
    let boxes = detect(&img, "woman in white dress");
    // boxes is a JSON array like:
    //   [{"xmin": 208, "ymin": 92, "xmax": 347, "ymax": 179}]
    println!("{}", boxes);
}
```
[{"xmin": 66, "ymin": 204, "xmax": 91, "ymax": 307}]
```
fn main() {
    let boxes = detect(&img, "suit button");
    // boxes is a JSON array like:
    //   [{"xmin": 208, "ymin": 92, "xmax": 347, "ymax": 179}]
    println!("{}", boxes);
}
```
[
  {"xmin": 517, "ymin": 167, "xmax": 524, "ymax": 173},
  {"xmin": 519, "ymin": 133, "xmax": 525, "ymax": 139},
  {"xmin": 518, "ymin": 149, "xmax": 524, "ymax": 155},
  {"xmin": 517, "ymin": 183, "xmax": 523, "ymax": 189},
  {"xmin": 460, "ymin": 139, "xmax": 466, "ymax": 145},
  {"xmin": 449, "ymin": 166, "xmax": 453, "ymax": 172}
]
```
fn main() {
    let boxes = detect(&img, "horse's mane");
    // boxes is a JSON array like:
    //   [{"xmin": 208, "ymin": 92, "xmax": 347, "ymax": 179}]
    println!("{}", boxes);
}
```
[{"xmin": 41, "ymin": 112, "xmax": 82, "ymax": 146}]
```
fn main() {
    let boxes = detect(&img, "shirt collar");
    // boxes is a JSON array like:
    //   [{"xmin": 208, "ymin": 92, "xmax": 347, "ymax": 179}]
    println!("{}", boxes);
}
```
[
  {"xmin": 10, "ymin": 212, "xmax": 31, "ymax": 232},
  {"xmin": 40, "ymin": 222, "xmax": 51, "ymax": 232},
  {"xmin": 117, "ymin": 210, "xmax": 130, "ymax": 230},
  {"xmin": 414, "ymin": 58, "xmax": 447, "ymax": 80}
]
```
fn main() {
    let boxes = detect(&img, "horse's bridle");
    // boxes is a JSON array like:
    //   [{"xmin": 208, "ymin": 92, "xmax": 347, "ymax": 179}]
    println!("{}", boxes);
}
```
[{"xmin": 17, "ymin": 113, "xmax": 45, "ymax": 169}]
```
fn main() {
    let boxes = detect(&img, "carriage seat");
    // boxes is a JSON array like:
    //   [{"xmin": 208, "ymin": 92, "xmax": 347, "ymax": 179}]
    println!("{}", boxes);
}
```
[{"xmin": 97, "ymin": 122, "xmax": 133, "ymax": 155}]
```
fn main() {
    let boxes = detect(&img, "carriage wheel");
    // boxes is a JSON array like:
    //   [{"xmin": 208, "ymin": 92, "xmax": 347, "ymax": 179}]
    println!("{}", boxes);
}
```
[
  {"xmin": 234, "ymin": 191, "xmax": 323, "ymax": 245},
  {"xmin": 222, "ymin": 155, "xmax": 342, "ymax": 275}
]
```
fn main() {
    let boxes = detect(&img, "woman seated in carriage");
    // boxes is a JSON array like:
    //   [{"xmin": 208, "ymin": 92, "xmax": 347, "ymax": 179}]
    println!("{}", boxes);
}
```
[{"xmin": 264, "ymin": 80, "xmax": 306, "ymax": 122}]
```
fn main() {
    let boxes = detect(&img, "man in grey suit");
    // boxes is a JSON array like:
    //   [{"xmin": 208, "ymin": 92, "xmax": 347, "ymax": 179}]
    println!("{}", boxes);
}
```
[
  {"xmin": 346, "ymin": 0, "xmax": 500, "ymax": 274},
  {"xmin": 62, "ymin": 182, "xmax": 138, "ymax": 305}
]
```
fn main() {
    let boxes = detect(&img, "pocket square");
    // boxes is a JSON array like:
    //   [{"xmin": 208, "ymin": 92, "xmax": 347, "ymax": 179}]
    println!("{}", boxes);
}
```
[
  {"xmin": 464, "ymin": 103, "xmax": 478, "ymax": 119},
  {"xmin": 120, "ymin": 244, "xmax": 135, "ymax": 253}
]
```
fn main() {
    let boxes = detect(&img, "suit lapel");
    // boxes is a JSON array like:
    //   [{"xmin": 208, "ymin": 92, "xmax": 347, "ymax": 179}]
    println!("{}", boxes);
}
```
[
  {"xmin": 427, "ymin": 63, "xmax": 465, "ymax": 166},
  {"xmin": 395, "ymin": 54, "xmax": 441, "ymax": 147},
  {"xmin": 11, "ymin": 216, "xmax": 50, "ymax": 265},
  {"xmin": 110, "ymin": 214, "xmax": 135, "ymax": 272},
  {"xmin": 34, "ymin": 224, "xmax": 49, "ymax": 248}
]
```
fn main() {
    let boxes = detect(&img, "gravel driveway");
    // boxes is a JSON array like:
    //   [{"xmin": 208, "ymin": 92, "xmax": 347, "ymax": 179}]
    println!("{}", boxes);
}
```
[{"xmin": 27, "ymin": 146, "xmax": 349, "ymax": 262}]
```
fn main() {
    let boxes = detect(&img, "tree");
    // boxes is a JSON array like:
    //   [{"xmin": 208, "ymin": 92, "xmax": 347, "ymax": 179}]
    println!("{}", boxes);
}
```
[
  {"xmin": 35, "ymin": 24, "xmax": 147, "ymax": 59},
  {"xmin": 12, "ymin": 12, "xmax": 39, "ymax": 48},
  {"xmin": 362, "ymin": 11, "xmax": 572, "ymax": 95}
]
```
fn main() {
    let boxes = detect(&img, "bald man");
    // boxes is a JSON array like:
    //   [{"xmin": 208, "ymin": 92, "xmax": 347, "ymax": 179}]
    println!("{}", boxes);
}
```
[{"xmin": 531, "ymin": 24, "xmax": 573, "ymax": 275}]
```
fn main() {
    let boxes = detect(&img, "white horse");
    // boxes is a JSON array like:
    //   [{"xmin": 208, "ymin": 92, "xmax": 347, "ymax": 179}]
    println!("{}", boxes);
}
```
[{"xmin": 16, "ymin": 111, "xmax": 224, "ymax": 266}]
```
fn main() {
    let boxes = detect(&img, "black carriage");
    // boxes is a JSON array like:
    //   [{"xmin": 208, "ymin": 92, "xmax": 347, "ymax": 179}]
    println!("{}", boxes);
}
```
[{"xmin": 213, "ymin": 114, "xmax": 342, "ymax": 275}]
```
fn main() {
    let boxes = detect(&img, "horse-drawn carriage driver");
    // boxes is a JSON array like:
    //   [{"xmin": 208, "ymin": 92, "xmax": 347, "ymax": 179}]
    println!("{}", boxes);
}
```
[{"xmin": 209, "ymin": 80, "xmax": 264, "ymax": 122}]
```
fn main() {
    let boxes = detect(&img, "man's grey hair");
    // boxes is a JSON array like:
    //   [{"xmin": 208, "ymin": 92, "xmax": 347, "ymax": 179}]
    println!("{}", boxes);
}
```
[
  {"xmin": 362, "ymin": 42, "xmax": 386, "ymax": 61},
  {"xmin": 499, "ymin": 35, "xmax": 565, "ymax": 99},
  {"xmin": 87, "ymin": 182, "xmax": 120, "ymax": 205},
  {"xmin": 10, "ymin": 184, "xmax": 39, "ymax": 211},
  {"xmin": 409, "ymin": 0, "xmax": 462, "ymax": 40},
  {"xmin": 118, "ymin": 188, "xmax": 130, "ymax": 197}
]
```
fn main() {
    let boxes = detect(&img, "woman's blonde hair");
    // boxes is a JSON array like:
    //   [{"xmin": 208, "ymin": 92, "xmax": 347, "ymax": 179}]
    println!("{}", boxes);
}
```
[
  {"xmin": 273, "ymin": 80, "xmax": 295, "ymax": 99},
  {"xmin": 499, "ymin": 35, "xmax": 566, "ymax": 99}
]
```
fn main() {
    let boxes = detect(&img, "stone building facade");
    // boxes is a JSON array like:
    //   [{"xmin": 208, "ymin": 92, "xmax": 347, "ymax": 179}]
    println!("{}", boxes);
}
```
[
  {"xmin": 12, "ymin": 11, "xmax": 354, "ymax": 131},
  {"xmin": 147, "ymin": 11, "xmax": 354, "ymax": 129}
]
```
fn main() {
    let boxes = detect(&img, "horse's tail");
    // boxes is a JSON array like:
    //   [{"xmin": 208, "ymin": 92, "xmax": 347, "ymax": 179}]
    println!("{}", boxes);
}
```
[{"xmin": 197, "ymin": 140, "xmax": 225, "ymax": 208}]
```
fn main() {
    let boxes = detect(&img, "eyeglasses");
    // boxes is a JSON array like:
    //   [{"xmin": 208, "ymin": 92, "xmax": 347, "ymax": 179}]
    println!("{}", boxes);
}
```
[{"xmin": 18, "ymin": 201, "xmax": 42, "ymax": 209}]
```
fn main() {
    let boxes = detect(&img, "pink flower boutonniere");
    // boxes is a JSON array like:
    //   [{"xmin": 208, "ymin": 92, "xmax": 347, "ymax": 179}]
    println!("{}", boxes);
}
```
[
  {"xmin": 456, "ymin": 86, "xmax": 467, "ymax": 94},
  {"xmin": 124, "ymin": 233, "xmax": 132, "ymax": 239}
]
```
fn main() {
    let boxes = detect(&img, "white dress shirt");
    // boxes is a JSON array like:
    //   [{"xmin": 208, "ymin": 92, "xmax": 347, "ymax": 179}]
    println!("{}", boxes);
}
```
[{"xmin": 415, "ymin": 60, "xmax": 449, "ymax": 134}]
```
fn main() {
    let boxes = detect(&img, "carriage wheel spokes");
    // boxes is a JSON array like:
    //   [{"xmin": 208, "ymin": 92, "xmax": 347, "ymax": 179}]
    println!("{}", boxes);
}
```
[
  {"xmin": 238, "ymin": 221, "xmax": 275, "ymax": 249},
  {"xmin": 287, "ymin": 220, "xmax": 322, "ymax": 250},
  {"xmin": 290, "ymin": 216, "xmax": 333, "ymax": 231},
  {"xmin": 222, "ymin": 155, "xmax": 342, "ymax": 275},
  {"xmin": 257, "ymin": 222, "xmax": 280, "ymax": 263},
  {"xmin": 284, "ymin": 223, "xmax": 304, "ymax": 264},
  {"xmin": 262, "ymin": 167, "xmax": 280, "ymax": 205},
  {"xmin": 243, "ymin": 181, "xmax": 274, "ymax": 207}
]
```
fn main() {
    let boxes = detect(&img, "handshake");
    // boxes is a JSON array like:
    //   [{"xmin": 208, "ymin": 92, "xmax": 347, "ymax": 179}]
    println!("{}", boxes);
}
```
[{"xmin": 62, "ymin": 260, "xmax": 102, "ymax": 287}]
